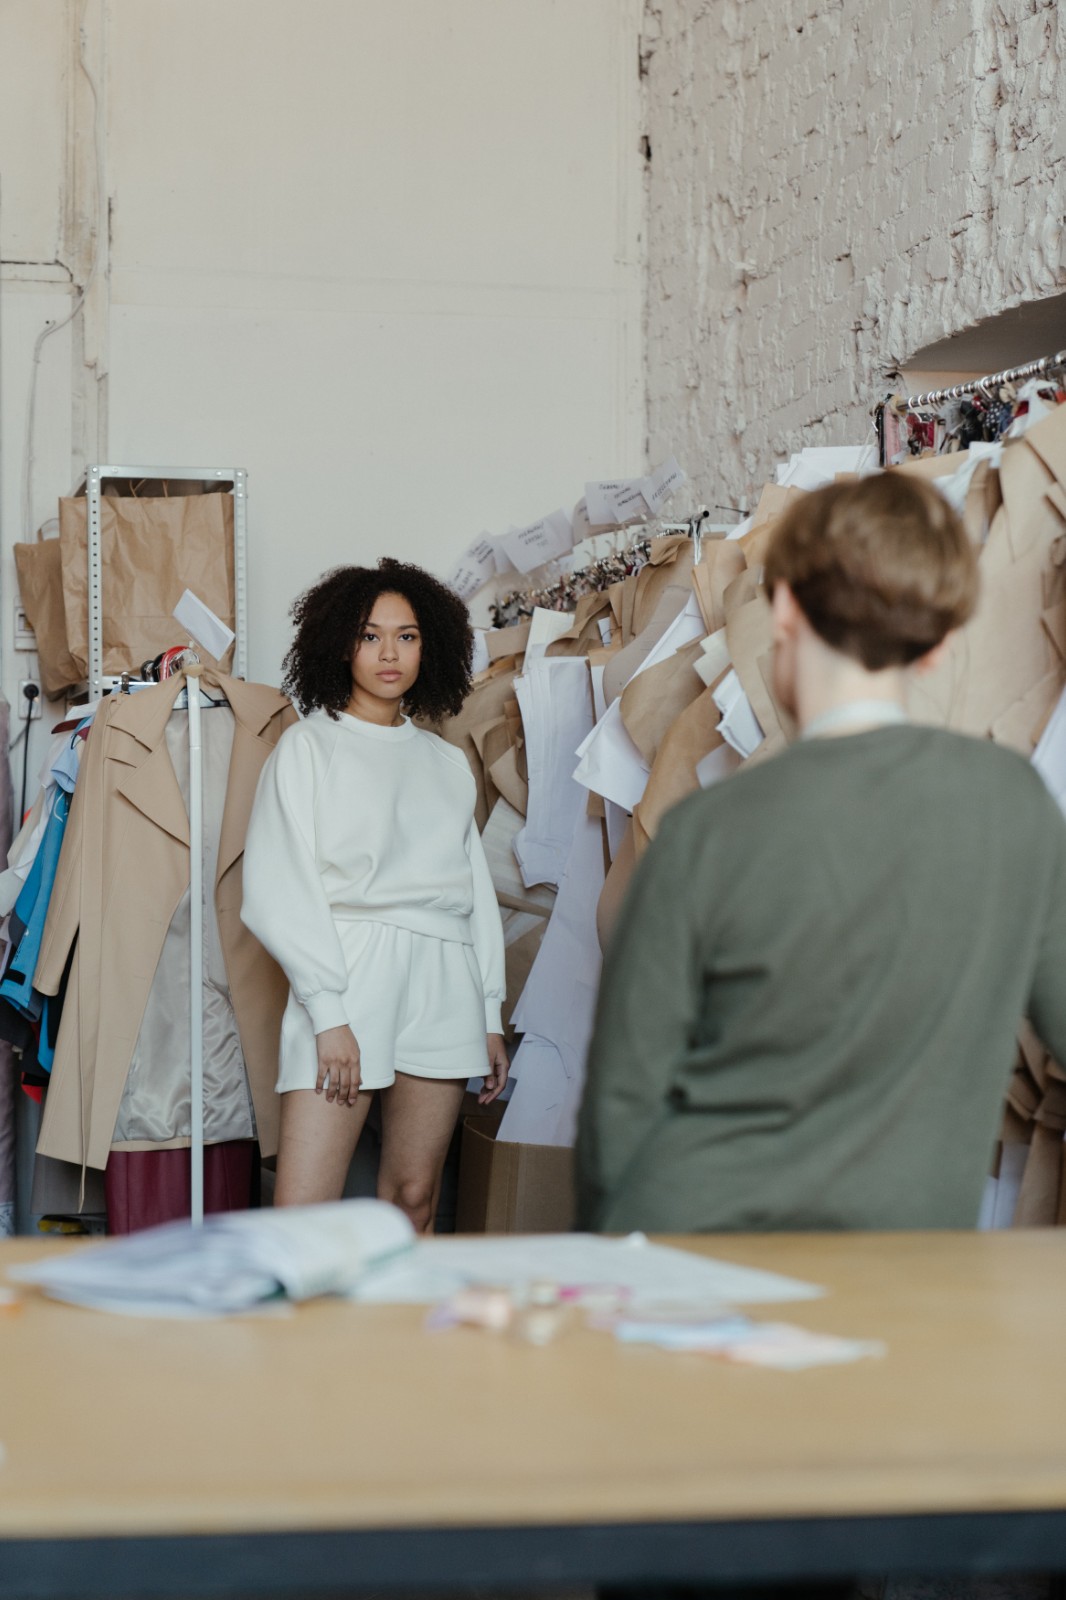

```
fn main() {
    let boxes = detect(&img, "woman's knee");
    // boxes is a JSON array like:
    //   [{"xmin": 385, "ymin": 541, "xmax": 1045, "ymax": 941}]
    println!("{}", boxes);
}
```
[{"xmin": 382, "ymin": 1175, "xmax": 436, "ymax": 1232}]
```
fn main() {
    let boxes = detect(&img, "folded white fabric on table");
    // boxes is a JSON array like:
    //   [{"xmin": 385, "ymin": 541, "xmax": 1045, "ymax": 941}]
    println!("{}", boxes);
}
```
[{"xmin": 9, "ymin": 1200, "xmax": 414, "ymax": 1317}]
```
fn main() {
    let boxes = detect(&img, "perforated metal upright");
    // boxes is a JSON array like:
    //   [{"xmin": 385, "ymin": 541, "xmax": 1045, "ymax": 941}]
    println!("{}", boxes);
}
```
[{"xmin": 84, "ymin": 465, "xmax": 248, "ymax": 703}]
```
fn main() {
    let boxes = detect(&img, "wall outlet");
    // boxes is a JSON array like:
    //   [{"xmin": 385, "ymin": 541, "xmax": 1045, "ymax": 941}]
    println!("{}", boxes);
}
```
[
  {"xmin": 19, "ymin": 681, "xmax": 41, "ymax": 720},
  {"xmin": 13, "ymin": 601, "xmax": 37, "ymax": 651}
]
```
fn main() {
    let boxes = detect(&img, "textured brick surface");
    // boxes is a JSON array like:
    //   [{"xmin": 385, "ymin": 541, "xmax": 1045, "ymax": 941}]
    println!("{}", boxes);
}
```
[{"xmin": 643, "ymin": 0, "xmax": 1066, "ymax": 507}]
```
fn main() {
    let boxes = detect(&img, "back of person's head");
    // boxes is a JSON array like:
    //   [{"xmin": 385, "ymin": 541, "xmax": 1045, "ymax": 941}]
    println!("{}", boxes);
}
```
[{"xmin": 764, "ymin": 473, "xmax": 979, "ymax": 670}]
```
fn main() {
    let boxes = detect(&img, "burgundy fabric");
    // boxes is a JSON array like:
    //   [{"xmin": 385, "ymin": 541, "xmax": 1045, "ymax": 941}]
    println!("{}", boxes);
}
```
[{"xmin": 104, "ymin": 1141, "xmax": 258, "ymax": 1234}]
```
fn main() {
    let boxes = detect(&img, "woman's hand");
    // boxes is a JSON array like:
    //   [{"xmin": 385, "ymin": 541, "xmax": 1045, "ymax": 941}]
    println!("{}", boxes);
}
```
[
  {"xmin": 315, "ymin": 1025, "xmax": 362, "ymax": 1106},
  {"xmin": 478, "ymin": 1033, "xmax": 510, "ymax": 1105}
]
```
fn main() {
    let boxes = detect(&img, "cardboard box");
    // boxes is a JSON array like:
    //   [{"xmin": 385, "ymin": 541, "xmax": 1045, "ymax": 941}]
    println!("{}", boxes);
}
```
[{"xmin": 455, "ymin": 1103, "xmax": 575, "ymax": 1233}]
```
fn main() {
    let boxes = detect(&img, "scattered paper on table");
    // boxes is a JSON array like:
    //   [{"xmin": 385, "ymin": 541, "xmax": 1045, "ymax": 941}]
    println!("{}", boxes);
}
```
[{"xmin": 352, "ymin": 1233, "xmax": 823, "ymax": 1308}]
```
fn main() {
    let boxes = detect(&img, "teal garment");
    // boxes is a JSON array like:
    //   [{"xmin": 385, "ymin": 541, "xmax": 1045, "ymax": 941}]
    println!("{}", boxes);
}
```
[{"xmin": 575, "ymin": 726, "xmax": 1066, "ymax": 1234}]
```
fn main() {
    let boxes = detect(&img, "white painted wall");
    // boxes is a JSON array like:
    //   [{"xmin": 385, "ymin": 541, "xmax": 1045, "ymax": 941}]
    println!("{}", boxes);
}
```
[
  {"xmin": 1, "ymin": 0, "xmax": 645, "ymax": 721},
  {"xmin": 643, "ymin": 0, "xmax": 1066, "ymax": 508}
]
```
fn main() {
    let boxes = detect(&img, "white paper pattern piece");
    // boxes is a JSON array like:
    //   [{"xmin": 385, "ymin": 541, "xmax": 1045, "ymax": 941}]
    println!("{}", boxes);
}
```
[
  {"xmin": 524, "ymin": 607, "xmax": 577, "ymax": 667},
  {"xmin": 725, "ymin": 513, "xmax": 755, "ymax": 543},
  {"xmin": 774, "ymin": 445, "xmax": 878, "ymax": 489},
  {"xmin": 498, "ymin": 509, "xmax": 573, "ymax": 574},
  {"xmin": 447, "ymin": 536, "xmax": 498, "ymax": 602},
  {"xmin": 1032, "ymin": 684, "xmax": 1066, "ymax": 818},
  {"xmin": 694, "ymin": 627, "xmax": 731, "ymax": 688},
  {"xmin": 713, "ymin": 669, "xmax": 765, "ymax": 758},
  {"xmin": 696, "ymin": 744, "xmax": 741, "ymax": 788},
  {"xmin": 503, "ymin": 805, "xmax": 606, "ymax": 1146},
  {"xmin": 173, "ymin": 590, "xmax": 235, "ymax": 661},
  {"xmin": 351, "ymin": 1233, "xmax": 823, "ymax": 1309},
  {"xmin": 573, "ymin": 594, "xmax": 707, "ymax": 812},
  {"xmin": 513, "ymin": 659, "xmax": 595, "ymax": 889},
  {"xmin": 470, "ymin": 629, "xmax": 490, "ymax": 677}
]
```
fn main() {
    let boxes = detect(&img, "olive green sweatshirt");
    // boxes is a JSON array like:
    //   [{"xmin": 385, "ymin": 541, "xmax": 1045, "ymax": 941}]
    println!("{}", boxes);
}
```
[{"xmin": 576, "ymin": 726, "xmax": 1066, "ymax": 1233}]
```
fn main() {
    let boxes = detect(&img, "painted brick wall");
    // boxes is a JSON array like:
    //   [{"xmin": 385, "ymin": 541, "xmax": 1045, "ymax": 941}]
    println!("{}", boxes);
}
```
[{"xmin": 643, "ymin": 0, "xmax": 1066, "ymax": 507}]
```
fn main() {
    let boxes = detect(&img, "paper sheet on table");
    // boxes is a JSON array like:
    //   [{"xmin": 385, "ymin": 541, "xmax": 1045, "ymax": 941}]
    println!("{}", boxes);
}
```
[
  {"xmin": 351, "ymin": 1233, "xmax": 823, "ymax": 1308},
  {"xmin": 448, "ymin": 536, "xmax": 498, "ymax": 602},
  {"xmin": 1032, "ymin": 683, "xmax": 1066, "ymax": 817},
  {"xmin": 498, "ymin": 509, "xmax": 573, "ymax": 574}
]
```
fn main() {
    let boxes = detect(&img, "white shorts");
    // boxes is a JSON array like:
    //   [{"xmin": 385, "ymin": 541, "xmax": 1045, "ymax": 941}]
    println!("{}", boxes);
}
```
[{"xmin": 276, "ymin": 920, "xmax": 487, "ymax": 1094}]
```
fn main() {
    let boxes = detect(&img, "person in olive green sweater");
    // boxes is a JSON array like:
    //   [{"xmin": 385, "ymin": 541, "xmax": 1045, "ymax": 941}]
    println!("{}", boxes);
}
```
[{"xmin": 576, "ymin": 471, "xmax": 1066, "ymax": 1234}]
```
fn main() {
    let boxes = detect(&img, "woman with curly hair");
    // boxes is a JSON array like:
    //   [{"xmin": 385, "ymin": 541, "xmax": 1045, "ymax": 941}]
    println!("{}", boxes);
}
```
[{"xmin": 241, "ymin": 558, "xmax": 507, "ymax": 1227}]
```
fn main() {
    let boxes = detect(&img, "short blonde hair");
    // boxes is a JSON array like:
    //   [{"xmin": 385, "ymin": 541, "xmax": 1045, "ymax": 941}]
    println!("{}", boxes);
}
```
[{"xmin": 764, "ymin": 473, "xmax": 979, "ymax": 670}]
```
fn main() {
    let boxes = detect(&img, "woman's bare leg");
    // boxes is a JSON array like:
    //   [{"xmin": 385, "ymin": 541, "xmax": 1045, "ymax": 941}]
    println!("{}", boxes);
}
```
[
  {"xmin": 274, "ymin": 1088, "xmax": 374, "ymax": 1206},
  {"xmin": 377, "ymin": 1074, "xmax": 466, "ymax": 1233}
]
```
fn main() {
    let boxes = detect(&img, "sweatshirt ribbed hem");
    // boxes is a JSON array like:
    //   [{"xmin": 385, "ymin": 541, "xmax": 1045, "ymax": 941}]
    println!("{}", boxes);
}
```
[{"xmin": 303, "ymin": 990, "xmax": 350, "ymax": 1034}]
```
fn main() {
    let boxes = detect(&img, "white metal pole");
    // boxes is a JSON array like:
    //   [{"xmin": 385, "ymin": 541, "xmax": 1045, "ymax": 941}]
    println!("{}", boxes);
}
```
[{"xmin": 186, "ymin": 666, "xmax": 205, "ymax": 1226}]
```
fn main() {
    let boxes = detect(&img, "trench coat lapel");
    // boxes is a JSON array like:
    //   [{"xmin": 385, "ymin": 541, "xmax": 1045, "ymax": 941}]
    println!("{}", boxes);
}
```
[
  {"xmin": 108, "ymin": 675, "xmax": 192, "ymax": 848},
  {"xmin": 214, "ymin": 675, "xmax": 293, "ymax": 885}
]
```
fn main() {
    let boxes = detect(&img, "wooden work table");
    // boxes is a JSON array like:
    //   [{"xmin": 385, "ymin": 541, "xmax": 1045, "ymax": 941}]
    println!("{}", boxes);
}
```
[{"xmin": 0, "ymin": 1229, "xmax": 1063, "ymax": 1596}]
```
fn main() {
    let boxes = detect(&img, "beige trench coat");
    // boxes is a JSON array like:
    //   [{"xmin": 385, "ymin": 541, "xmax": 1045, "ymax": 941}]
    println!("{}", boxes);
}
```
[{"xmin": 34, "ymin": 671, "xmax": 298, "ymax": 1174}]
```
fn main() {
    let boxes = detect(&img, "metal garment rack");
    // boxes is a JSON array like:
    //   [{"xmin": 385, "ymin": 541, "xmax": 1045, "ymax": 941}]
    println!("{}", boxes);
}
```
[
  {"xmin": 83, "ymin": 466, "xmax": 248, "ymax": 1225},
  {"xmin": 903, "ymin": 348, "xmax": 1066, "ymax": 410},
  {"xmin": 85, "ymin": 464, "xmax": 248, "ymax": 704}
]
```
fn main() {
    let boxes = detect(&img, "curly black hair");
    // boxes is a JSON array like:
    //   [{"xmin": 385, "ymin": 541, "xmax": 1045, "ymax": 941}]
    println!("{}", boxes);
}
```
[{"xmin": 281, "ymin": 558, "xmax": 474, "ymax": 722}]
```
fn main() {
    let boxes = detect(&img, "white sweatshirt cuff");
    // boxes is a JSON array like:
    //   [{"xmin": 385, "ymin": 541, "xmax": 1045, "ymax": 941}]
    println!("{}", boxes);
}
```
[
  {"xmin": 484, "ymin": 998, "xmax": 504, "ymax": 1035},
  {"xmin": 304, "ymin": 991, "xmax": 350, "ymax": 1035}
]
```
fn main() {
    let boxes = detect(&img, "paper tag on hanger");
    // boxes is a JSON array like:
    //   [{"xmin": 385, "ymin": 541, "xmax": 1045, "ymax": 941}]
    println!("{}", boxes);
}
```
[
  {"xmin": 610, "ymin": 481, "xmax": 651, "ymax": 523},
  {"xmin": 173, "ymin": 590, "xmax": 235, "ymax": 661},
  {"xmin": 448, "ymin": 536, "xmax": 498, "ymax": 602},
  {"xmin": 498, "ymin": 509, "xmax": 573, "ymax": 574},
  {"xmin": 642, "ymin": 455, "xmax": 687, "ymax": 515},
  {"xmin": 585, "ymin": 481, "xmax": 629, "ymax": 526}
]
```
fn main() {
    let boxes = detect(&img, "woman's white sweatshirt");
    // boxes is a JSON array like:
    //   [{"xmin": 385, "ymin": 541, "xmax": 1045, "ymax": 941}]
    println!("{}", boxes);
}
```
[{"xmin": 241, "ymin": 710, "xmax": 506, "ymax": 1035}]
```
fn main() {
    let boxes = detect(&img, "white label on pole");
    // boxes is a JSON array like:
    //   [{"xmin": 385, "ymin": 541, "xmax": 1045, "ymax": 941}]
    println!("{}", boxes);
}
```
[{"xmin": 173, "ymin": 589, "xmax": 235, "ymax": 661}]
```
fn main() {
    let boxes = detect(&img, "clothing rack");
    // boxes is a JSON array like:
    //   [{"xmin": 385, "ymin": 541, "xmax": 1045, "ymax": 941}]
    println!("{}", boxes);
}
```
[
  {"xmin": 902, "ymin": 349, "xmax": 1066, "ymax": 410},
  {"xmin": 84, "ymin": 464, "xmax": 248, "ymax": 703},
  {"xmin": 491, "ymin": 509, "xmax": 710, "ymax": 627}
]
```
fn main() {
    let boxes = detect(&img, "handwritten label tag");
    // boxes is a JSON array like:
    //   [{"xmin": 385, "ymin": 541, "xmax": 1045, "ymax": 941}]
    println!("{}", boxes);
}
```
[
  {"xmin": 498, "ymin": 508, "xmax": 573, "ymax": 574},
  {"xmin": 642, "ymin": 455, "xmax": 686, "ymax": 515},
  {"xmin": 447, "ymin": 535, "xmax": 498, "ymax": 602},
  {"xmin": 585, "ymin": 482, "xmax": 629, "ymax": 526}
]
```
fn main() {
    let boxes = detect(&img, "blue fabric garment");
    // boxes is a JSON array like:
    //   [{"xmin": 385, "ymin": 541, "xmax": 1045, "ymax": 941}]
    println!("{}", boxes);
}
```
[
  {"xmin": 0, "ymin": 788, "xmax": 70, "ymax": 1021},
  {"xmin": 50, "ymin": 718, "xmax": 93, "ymax": 795}
]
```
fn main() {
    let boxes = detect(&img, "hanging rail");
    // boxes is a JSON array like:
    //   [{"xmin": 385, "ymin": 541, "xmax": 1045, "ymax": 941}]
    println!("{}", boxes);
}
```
[{"xmin": 903, "ymin": 349, "xmax": 1066, "ymax": 410}]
